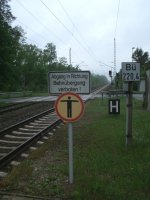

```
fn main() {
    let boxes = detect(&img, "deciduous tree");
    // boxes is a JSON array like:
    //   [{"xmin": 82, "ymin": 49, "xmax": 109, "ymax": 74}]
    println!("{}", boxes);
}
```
[{"xmin": 0, "ymin": 0, "xmax": 22, "ymax": 90}]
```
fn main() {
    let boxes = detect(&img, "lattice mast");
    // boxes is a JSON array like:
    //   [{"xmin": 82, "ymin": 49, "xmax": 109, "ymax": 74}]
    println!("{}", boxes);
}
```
[{"xmin": 114, "ymin": 37, "xmax": 116, "ymax": 78}]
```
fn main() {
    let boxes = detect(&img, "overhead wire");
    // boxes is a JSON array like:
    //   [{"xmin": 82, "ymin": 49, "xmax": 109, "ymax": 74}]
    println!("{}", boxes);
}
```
[
  {"xmin": 15, "ymin": 19, "xmax": 50, "ymax": 44},
  {"xmin": 57, "ymin": 0, "xmax": 95, "ymax": 55},
  {"xmin": 15, "ymin": 0, "xmax": 66, "ymax": 45},
  {"xmin": 40, "ymin": 0, "xmax": 99, "ymax": 63},
  {"xmin": 57, "ymin": 0, "xmax": 101, "ymax": 67},
  {"xmin": 59, "ymin": 0, "xmax": 121, "ymax": 73},
  {"xmin": 15, "ymin": 0, "xmax": 86, "ymax": 65},
  {"xmin": 57, "ymin": 0, "xmax": 117, "ymax": 68},
  {"xmin": 13, "ymin": 20, "xmax": 46, "ymax": 47},
  {"xmin": 14, "ymin": 0, "xmax": 112, "ymax": 69}
]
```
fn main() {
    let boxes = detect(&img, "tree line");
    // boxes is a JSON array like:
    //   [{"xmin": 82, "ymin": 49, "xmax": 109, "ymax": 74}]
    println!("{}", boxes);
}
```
[{"xmin": 0, "ymin": 0, "xmax": 108, "ymax": 92}]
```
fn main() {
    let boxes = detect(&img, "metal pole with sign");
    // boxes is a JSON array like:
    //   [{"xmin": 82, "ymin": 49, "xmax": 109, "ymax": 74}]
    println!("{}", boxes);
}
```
[
  {"xmin": 55, "ymin": 92, "xmax": 85, "ymax": 184},
  {"xmin": 122, "ymin": 62, "xmax": 140, "ymax": 146},
  {"xmin": 68, "ymin": 122, "xmax": 73, "ymax": 184},
  {"xmin": 49, "ymin": 70, "xmax": 90, "ymax": 183}
]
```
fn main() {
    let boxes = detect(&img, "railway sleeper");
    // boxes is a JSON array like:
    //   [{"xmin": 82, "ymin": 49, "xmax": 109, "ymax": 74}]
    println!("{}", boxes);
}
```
[
  {"xmin": 12, "ymin": 131, "xmax": 37, "ymax": 136},
  {"xmin": 43, "ymin": 136, "xmax": 48, "ymax": 140},
  {"xmin": 12, "ymin": 133, "xmax": 36, "ymax": 137},
  {"xmin": 0, "ymin": 171, "xmax": 8, "ymax": 179},
  {"xmin": 37, "ymin": 141, "xmax": 44, "ymax": 145},
  {"xmin": 0, "ymin": 139, "xmax": 22, "ymax": 145},
  {"xmin": 25, "ymin": 124, "xmax": 49, "ymax": 128},
  {"xmin": 0, "ymin": 153, "xmax": 7, "ymax": 157},
  {"xmin": 0, "ymin": 146, "xmax": 15, "ymax": 150},
  {"xmin": 21, "ymin": 153, "xmax": 29, "ymax": 158},
  {"xmin": 29, "ymin": 122, "xmax": 48, "ymax": 126},
  {"xmin": 0, "ymin": 146, "xmax": 15, "ymax": 153},
  {"xmin": 29, "ymin": 122, "xmax": 50, "ymax": 127},
  {"xmin": 42, "ymin": 119, "xmax": 58, "ymax": 123},
  {"xmin": 51, "ymin": 113, "xmax": 57, "ymax": 116},
  {"xmin": 48, "ymin": 132, "xmax": 54, "ymax": 136},
  {"xmin": 40, "ymin": 119, "xmax": 56, "ymax": 122},
  {"xmin": 19, "ymin": 127, "xmax": 43, "ymax": 132},
  {"xmin": 51, "ymin": 118, "xmax": 59, "ymax": 122},
  {"xmin": 30, "ymin": 147, "xmax": 37, "ymax": 151},
  {"xmin": 4, "ymin": 134, "xmax": 31, "ymax": 140},
  {"xmin": 34, "ymin": 120, "xmax": 46, "ymax": 123},
  {"xmin": 41, "ymin": 116, "xmax": 51, "ymax": 119},
  {"xmin": 0, "ymin": 150, "xmax": 10, "ymax": 155},
  {"xmin": 24, "ymin": 125, "xmax": 35, "ymax": 128},
  {"xmin": 29, "ymin": 122, "xmax": 41, "ymax": 126},
  {"xmin": 37, "ymin": 118, "xmax": 49, "ymax": 121},
  {"xmin": 11, "ymin": 161, "xmax": 20, "ymax": 166}
]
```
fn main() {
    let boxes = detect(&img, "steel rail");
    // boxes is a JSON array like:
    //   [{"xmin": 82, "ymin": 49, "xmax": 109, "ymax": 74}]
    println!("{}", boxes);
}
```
[
  {"xmin": 0, "ymin": 108, "xmax": 60, "ymax": 169},
  {"xmin": 0, "ymin": 119, "xmax": 61, "ymax": 169}
]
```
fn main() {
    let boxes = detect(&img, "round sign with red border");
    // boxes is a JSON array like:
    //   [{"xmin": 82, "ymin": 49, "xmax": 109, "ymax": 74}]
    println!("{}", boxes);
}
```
[{"xmin": 55, "ymin": 92, "xmax": 85, "ymax": 122}]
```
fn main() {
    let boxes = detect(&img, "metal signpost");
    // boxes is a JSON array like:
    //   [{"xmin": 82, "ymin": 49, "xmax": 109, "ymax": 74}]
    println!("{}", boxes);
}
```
[
  {"xmin": 122, "ymin": 62, "xmax": 140, "ymax": 146},
  {"xmin": 49, "ymin": 70, "xmax": 90, "ymax": 183},
  {"xmin": 55, "ymin": 92, "xmax": 85, "ymax": 184}
]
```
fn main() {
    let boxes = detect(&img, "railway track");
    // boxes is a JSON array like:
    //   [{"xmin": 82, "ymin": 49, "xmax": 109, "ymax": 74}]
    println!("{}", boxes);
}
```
[
  {"xmin": 0, "ymin": 108, "xmax": 61, "ymax": 171},
  {"xmin": 0, "ymin": 85, "xmax": 109, "ymax": 177}
]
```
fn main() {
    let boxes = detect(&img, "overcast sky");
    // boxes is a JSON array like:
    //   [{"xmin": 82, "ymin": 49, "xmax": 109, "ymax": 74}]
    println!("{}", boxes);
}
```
[{"xmin": 10, "ymin": 0, "xmax": 150, "ymax": 79}]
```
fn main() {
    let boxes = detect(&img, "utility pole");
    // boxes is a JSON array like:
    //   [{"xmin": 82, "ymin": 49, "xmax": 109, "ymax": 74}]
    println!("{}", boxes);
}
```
[{"xmin": 114, "ymin": 38, "xmax": 116, "ymax": 78}]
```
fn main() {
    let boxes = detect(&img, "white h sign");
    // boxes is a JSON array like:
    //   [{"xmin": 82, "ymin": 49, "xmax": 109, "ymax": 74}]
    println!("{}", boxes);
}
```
[
  {"xmin": 109, "ymin": 99, "xmax": 120, "ymax": 114},
  {"xmin": 110, "ymin": 101, "xmax": 118, "ymax": 112}
]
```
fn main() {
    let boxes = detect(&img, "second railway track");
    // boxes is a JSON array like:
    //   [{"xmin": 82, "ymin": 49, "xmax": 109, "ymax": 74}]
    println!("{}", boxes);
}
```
[{"xmin": 0, "ymin": 101, "xmax": 50, "ymax": 114}]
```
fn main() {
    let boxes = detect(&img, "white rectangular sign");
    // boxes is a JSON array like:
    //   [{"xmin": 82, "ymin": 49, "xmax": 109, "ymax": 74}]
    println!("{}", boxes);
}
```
[
  {"xmin": 122, "ymin": 62, "xmax": 140, "ymax": 81},
  {"xmin": 48, "ymin": 71, "xmax": 91, "ymax": 94}
]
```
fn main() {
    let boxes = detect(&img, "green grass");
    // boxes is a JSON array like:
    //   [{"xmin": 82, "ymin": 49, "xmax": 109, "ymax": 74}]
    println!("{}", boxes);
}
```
[
  {"xmin": 71, "ymin": 98, "xmax": 150, "ymax": 200},
  {"xmin": 30, "ymin": 92, "xmax": 48, "ymax": 96},
  {"xmin": 0, "ymin": 97, "xmax": 150, "ymax": 199}
]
